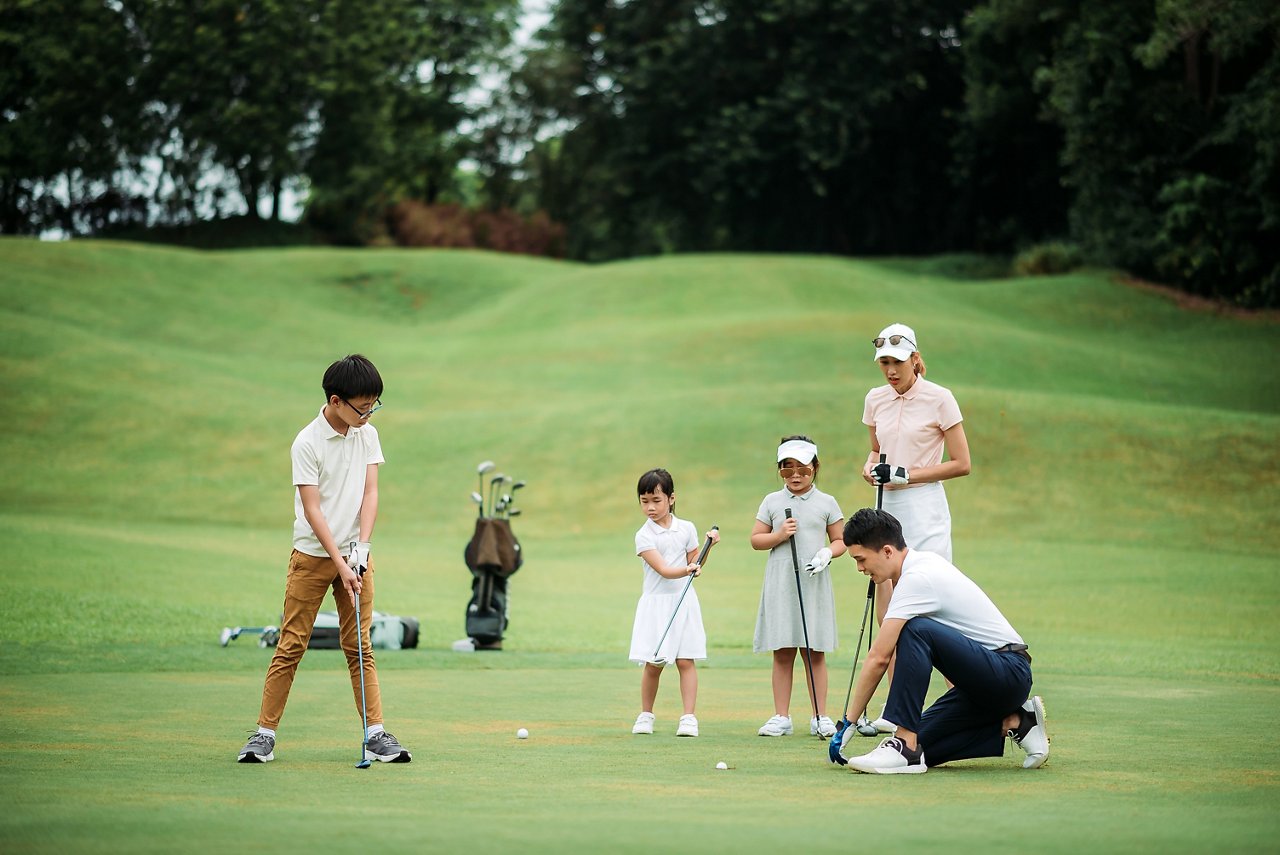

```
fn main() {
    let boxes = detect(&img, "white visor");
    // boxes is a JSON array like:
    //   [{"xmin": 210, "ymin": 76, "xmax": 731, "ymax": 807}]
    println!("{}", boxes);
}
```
[{"xmin": 777, "ymin": 439, "xmax": 818, "ymax": 464}]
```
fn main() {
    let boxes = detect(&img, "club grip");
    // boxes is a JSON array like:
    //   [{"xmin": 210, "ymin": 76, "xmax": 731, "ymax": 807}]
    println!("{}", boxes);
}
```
[
  {"xmin": 694, "ymin": 526, "xmax": 718, "ymax": 566},
  {"xmin": 875, "ymin": 453, "xmax": 886, "ymax": 510},
  {"xmin": 784, "ymin": 508, "xmax": 801, "ymax": 569}
]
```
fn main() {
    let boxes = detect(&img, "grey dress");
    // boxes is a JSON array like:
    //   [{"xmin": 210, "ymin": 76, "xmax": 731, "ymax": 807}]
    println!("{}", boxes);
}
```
[{"xmin": 752, "ymin": 486, "xmax": 844, "ymax": 653}]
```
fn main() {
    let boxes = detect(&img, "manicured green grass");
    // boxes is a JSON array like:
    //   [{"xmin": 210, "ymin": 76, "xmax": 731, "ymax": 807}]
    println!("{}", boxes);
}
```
[{"xmin": 1, "ymin": 238, "xmax": 1277, "ymax": 853}]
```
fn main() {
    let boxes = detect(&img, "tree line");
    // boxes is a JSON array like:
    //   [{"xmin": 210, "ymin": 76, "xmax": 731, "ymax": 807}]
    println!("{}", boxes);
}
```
[{"xmin": 2, "ymin": 0, "xmax": 1276, "ymax": 306}]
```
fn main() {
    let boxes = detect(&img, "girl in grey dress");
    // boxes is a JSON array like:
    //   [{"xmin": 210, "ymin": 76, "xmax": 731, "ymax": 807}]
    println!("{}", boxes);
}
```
[{"xmin": 750, "ymin": 436, "xmax": 847, "ymax": 738}]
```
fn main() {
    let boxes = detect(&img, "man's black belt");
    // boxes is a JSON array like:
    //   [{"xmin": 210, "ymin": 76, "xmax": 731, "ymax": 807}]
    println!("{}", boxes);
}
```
[{"xmin": 994, "ymin": 643, "xmax": 1032, "ymax": 663}]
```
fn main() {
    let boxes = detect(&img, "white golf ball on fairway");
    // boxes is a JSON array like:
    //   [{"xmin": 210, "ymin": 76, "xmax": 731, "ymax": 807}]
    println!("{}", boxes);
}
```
[
  {"xmin": 516, "ymin": 728, "xmax": 529, "ymax": 739},
  {"xmin": 715, "ymin": 761, "xmax": 728, "ymax": 770}
]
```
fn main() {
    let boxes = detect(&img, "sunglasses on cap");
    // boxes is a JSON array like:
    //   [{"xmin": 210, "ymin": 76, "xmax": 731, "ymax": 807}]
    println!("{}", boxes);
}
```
[
  {"xmin": 779, "ymin": 465, "xmax": 815, "ymax": 478},
  {"xmin": 872, "ymin": 334, "xmax": 916, "ymax": 349}
]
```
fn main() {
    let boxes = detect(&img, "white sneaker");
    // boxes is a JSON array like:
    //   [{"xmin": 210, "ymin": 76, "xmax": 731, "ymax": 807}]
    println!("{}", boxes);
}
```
[
  {"xmin": 632, "ymin": 711, "xmax": 655, "ymax": 735},
  {"xmin": 1010, "ymin": 696, "xmax": 1050, "ymax": 768},
  {"xmin": 870, "ymin": 705, "xmax": 897, "ymax": 733},
  {"xmin": 676, "ymin": 714, "xmax": 699, "ymax": 737},
  {"xmin": 758, "ymin": 714, "xmax": 793, "ymax": 737},
  {"xmin": 810, "ymin": 715, "xmax": 837, "ymax": 738},
  {"xmin": 846, "ymin": 736, "xmax": 927, "ymax": 774}
]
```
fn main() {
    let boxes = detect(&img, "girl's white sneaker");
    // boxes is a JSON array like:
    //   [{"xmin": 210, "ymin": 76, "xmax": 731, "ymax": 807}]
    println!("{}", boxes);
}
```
[
  {"xmin": 632, "ymin": 711, "xmax": 655, "ymax": 734},
  {"xmin": 676, "ymin": 714, "xmax": 699, "ymax": 737},
  {"xmin": 757, "ymin": 714, "xmax": 793, "ymax": 736}
]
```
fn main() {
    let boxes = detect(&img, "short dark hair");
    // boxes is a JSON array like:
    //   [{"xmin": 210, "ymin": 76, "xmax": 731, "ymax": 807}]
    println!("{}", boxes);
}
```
[
  {"xmin": 323, "ymin": 354, "xmax": 383, "ymax": 402},
  {"xmin": 637, "ymin": 468, "xmax": 675, "ymax": 499},
  {"xmin": 842, "ymin": 508, "xmax": 907, "ymax": 550}
]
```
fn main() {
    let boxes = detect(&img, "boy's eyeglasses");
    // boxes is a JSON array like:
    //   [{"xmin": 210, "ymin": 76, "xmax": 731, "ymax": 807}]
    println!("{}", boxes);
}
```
[
  {"xmin": 343, "ymin": 398, "xmax": 383, "ymax": 418},
  {"xmin": 779, "ymin": 466, "xmax": 815, "ymax": 478},
  {"xmin": 873, "ymin": 334, "xmax": 916, "ymax": 349}
]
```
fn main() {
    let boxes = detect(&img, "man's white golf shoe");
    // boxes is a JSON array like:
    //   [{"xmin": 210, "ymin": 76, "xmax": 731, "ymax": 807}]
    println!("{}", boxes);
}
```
[
  {"xmin": 1010, "ymin": 695, "xmax": 1050, "ymax": 768},
  {"xmin": 845, "ymin": 736, "xmax": 927, "ymax": 774}
]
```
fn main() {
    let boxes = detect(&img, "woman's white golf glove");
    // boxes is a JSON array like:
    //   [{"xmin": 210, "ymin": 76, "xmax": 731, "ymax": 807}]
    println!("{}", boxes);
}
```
[
  {"xmin": 805, "ymin": 547, "xmax": 833, "ymax": 576},
  {"xmin": 871, "ymin": 462, "xmax": 910, "ymax": 486}
]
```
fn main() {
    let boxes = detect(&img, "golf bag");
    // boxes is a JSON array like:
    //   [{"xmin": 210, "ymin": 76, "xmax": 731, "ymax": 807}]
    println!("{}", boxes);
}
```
[
  {"xmin": 463, "ymin": 517, "xmax": 522, "ymax": 647},
  {"xmin": 308, "ymin": 611, "xmax": 420, "ymax": 650}
]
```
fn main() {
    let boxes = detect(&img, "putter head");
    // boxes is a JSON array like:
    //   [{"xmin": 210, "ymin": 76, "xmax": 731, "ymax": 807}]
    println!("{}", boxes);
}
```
[
  {"xmin": 219, "ymin": 627, "xmax": 234, "ymax": 647},
  {"xmin": 855, "ymin": 715, "xmax": 880, "ymax": 737},
  {"xmin": 356, "ymin": 758, "xmax": 371, "ymax": 769}
]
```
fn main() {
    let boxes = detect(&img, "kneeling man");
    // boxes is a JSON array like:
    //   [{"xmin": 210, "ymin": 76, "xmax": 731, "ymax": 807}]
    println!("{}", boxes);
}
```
[{"xmin": 838, "ymin": 508, "xmax": 1049, "ymax": 774}]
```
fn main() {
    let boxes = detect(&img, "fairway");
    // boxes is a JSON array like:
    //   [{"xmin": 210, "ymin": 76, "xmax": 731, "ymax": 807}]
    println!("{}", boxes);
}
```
[{"xmin": 1, "ymin": 239, "xmax": 1277, "ymax": 853}]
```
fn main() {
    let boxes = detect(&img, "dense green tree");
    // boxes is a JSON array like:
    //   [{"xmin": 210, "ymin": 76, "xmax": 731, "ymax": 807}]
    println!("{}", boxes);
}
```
[
  {"xmin": 527, "ymin": 0, "xmax": 971, "ymax": 260},
  {"xmin": 0, "ymin": 0, "xmax": 143, "ymax": 234},
  {"xmin": 129, "ymin": 0, "xmax": 320, "ymax": 222},
  {"xmin": 952, "ymin": 0, "xmax": 1069, "ymax": 251},
  {"xmin": 305, "ymin": 0, "xmax": 520, "ymax": 242}
]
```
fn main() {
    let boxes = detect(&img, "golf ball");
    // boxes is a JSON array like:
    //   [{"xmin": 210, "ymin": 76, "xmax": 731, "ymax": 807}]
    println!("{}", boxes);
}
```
[
  {"xmin": 715, "ymin": 761, "xmax": 728, "ymax": 770},
  {"xmin": 516, "ymin": 728, "xmax": 529, "ymax": 739}
]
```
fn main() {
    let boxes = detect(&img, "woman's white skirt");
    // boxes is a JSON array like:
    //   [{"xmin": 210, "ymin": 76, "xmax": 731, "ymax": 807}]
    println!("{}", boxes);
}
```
[
  {"xmin": 628, "ymin": 587, "xmax": 706, "ymax": 665},
  {"xmin": 881, "ymin": 482, "xmax": 953, "ymax": 562}
]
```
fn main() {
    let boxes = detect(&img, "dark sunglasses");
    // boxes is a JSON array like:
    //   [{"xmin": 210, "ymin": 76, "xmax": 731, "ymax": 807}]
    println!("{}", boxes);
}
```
[{"xmin": 873, "ymin": 334, "xmax": 916, "ymax": 349}]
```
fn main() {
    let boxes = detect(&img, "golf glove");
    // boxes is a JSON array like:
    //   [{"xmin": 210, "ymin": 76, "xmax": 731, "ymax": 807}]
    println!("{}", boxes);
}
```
[
  {"xmin": 871, "ymin": 462, "xmax": 910, "ymax": 486},
  {"xmin": 348, "ymin": 541, "xmax": 371, "ymax": 575},
  {"xmin": 805, "ymin": 547, "xmax": 832, "ymax": 576}
]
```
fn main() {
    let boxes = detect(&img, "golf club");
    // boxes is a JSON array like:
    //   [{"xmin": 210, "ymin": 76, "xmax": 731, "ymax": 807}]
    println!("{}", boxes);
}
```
[
  {"xmin": 475, "ymin": 461, "xmax": 495, "ymax": 504},
  {"xmin": 488, "ymin": 473, "xmax": 506, "ymax": 518},
  {"xmin": 219, "ymin": 625, "xmax": 280, "ymax": 647},
  {"xmin": 785, "ymin": 507, "xmax": 823, "ymax": 738},
  {"xmin": 649, "ymin": 527, "xmax": 718, "ymax": 666},
  {"xmin": 830, "ymin": 453, "xmax": 887, "ymax": 764},
  {"xmin": 352, "ymin": 553, "xmax": 371, "ymax": 770},
  {"xmin": 471, "ymin": 491, "xmax": 485, "ymax": 518},
  {"xmin": 345, "ymin": 545, "xmax": 371, "ymax": 773}
]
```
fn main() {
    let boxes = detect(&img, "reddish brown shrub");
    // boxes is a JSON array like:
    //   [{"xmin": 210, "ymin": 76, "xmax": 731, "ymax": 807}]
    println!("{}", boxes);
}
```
[{"xmin": 386, "ymin": 201, "xmax": 565, "ymax": 258}]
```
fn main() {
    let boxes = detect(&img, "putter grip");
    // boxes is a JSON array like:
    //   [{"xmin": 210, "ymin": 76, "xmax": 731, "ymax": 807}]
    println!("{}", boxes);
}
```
[
  {"xmin": 694, "ymin": 526, "xmax": 718, "ymax": 566},
  {"xmin": 784, "ymin": 508, "xmax": 801, "ymax": 569}
]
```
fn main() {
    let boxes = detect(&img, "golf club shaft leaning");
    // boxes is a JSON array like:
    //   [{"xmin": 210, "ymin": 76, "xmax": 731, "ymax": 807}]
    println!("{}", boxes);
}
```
[
  {"xmin": 651, "ymin": 527, "xmax": 718, "ymax": 661},
  {"xmin": 785, "ymin": 508, "xmax": 822, "ymax": 726},
  {"xmin": 352, "ymin": 547, "xmax": 370, "ymax": 769},
  {"xmin": 841, "ymin": 453, "xmax": 888, "ymax": 720}
]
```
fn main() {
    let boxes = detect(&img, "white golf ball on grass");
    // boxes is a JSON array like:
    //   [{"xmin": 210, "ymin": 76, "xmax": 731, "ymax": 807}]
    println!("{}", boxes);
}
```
[
  {"xmin": 715, "ymin": 761, "xmax": 728, "ymax": 770},
  {"xmin": 516, "ymin": 728, "xmax": 529, "ymax": 739}
]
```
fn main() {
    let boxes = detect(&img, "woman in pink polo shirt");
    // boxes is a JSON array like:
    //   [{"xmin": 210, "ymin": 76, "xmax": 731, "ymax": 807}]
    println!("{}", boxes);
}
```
[
  {"xmin": 859, "ymin": 323, "xmax": 972, "ymax": 732},
  {"xmin": 862, "ymin": 321, "xmax": 971, "ymax": 562}
]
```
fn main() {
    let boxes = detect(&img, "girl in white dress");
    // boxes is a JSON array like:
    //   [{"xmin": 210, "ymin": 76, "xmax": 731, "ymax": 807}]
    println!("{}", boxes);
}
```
[
  {"xmin": 750, "ymin": 436, "xmax": 847, "ymax": 738},
  {"xmin": 628, "ymin": 468, "xmax": 719, "ymax": 737}
]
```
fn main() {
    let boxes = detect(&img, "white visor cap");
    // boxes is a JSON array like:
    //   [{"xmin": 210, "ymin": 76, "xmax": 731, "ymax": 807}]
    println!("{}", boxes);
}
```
[{"xmin": 777, "ymin": 439, "xmax": 818, "ymax": 465}]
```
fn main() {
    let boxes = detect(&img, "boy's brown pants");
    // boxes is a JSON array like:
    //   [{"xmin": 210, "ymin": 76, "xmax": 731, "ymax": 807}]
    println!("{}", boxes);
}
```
[{"xmin": 257, "ymin": 550, "xmax": 381, "ymax": 730}]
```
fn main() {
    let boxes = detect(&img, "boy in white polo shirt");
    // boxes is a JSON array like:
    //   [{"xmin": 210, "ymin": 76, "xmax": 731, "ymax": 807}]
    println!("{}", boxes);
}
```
[{"xmin": 237, "ymin": 354, "xmax": 411, "ymax": 764}]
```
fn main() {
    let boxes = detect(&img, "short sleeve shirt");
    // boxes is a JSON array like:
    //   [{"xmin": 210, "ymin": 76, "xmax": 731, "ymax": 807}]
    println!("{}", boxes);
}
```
[
  {"xmin": 635, "ymin": 515, "xmax": 699, "ymax": 596},
  {"xmin": 862, "ymin": 377, "xmax": 963, "ymax": 472},
  {"xmin": 291, "ymin": 410, "xmax": 385, "ymax": 556},
  {"xmin": 884, "ymin": 550, "xmax": 1023, "ymax": 650}
]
